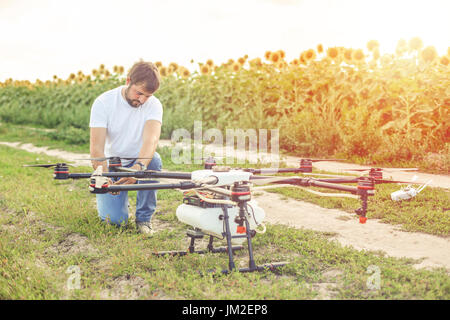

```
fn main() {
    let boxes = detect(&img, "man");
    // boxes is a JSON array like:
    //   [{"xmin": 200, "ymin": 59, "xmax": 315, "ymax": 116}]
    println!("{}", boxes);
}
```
[{"xmin": 89, "ymin": 61, "xmax": 163, "ymax": 235}]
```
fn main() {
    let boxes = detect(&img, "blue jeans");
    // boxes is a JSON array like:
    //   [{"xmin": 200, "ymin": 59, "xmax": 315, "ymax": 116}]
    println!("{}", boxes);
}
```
[{"xmin": 96, "ymin": 152, "xmax": 162, "ymax": 226}]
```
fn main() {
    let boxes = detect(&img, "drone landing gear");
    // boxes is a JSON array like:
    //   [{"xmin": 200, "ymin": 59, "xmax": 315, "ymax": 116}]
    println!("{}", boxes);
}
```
[
  {"xmin": 154, "ymin": 197, "xmax": 287, "ymax": 275},
  {"xmin": 355, "ymin": 177, "xmax": 375, "ymax": 224},
  {"xmin": 217, "ymin": 205, "xmax": 287, "ymax": 275},
  {"xmin": 154, "ymin": 229, "xmax": 244, "ymax": 257}
]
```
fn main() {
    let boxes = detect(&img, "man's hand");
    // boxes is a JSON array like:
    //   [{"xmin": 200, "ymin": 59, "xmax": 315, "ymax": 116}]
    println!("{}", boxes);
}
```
[
  {"xmin": 113, "ymin": 163, "xmax": 141, "ymax": 186},
  {"xmin": 107, "ymin": 178, "xmax": 120, "ymax": 195}
]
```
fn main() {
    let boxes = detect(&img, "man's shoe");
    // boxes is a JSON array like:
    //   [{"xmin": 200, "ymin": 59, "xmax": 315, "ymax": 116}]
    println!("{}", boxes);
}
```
[{"xmin": 136, "ymin": 221, "xmax": 154, "ymax": 235}]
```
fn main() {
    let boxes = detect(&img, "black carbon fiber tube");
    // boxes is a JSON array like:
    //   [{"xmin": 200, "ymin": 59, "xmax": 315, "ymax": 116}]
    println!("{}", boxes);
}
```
[
  {"xmin": 68, "ymin": 171, "xmax": 192, "ymax": 180},
  {"xmin": 270, "ymin": 177, "xmax": 359, "ymax": 194},
  {"xmin": 105, "ymin": 181, "xmax": 199, "ymax": 192}
]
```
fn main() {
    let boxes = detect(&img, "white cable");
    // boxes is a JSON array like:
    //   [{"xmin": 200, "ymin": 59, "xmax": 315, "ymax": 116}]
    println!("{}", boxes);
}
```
[
  {"xmin": 246, "ymin": 203, "xmax": 266, "ymax": 234},
  {"xmin": 190, "ymin": 189, "xmax": 236, "ymax": 206},
  {"xmin": 255, "ymin": 223, "xmax": 267, "ymax": 234}
]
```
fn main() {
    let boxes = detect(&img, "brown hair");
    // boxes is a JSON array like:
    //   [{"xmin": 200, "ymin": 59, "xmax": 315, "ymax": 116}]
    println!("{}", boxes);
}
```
[{"xmin": 127, "ymin": 61, "xmax": 161, "ymax": 93}]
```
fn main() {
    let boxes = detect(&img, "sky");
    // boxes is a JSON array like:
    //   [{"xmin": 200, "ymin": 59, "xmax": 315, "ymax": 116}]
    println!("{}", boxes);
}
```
[{"xmin": 1, "ymin": 0, "xmax": 449, "ymax": 82}]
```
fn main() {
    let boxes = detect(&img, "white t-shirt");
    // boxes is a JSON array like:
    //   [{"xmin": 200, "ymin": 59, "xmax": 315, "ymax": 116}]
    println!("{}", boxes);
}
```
[{"xmin": 89, "ymin": 85, "xmax": 163, "ymax": 165}]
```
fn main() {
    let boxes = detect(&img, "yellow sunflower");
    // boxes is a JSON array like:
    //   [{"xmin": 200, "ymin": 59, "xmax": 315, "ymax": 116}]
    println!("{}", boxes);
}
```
[
  {"xmin": 326, "ymin": 47, "xmax": 339, "ymax": 60},
  {"xmin": 439, "ymin": 55, "xmax": 449, "ymax": 66},
  {"xmin": 304, "ymin": 49, "xmax": 316, "ymax": 61},
  {"xmin": 178, "ymin": 67, "xmax": 190, "ymax": 79},
  {"xmin": 299, "ymin": 53, "xmax": 306, "ymax": 65},
  {"xmin": 352, "ymin": 49, "xmax": 365, "ymax": 62},
  {"xmin": 420, "ymin": 46, "xmax": 438, "ymax": 63},
  {"xmin": 249, "ymin": 57, "xmax": 262, "ymax": 68},
  {"xmin": 408, "ymin": 37, "xmax": 423, "ymax": 51},
  {"xmin": 276, "ymin": 61, "xmax": 287, "ymax": 70},
  {"xmin": 396, "ymin": 39, "xmax": 407, "ymax": 56},
  {"xmin": 270, "ymin": 51, "xmax": 280, "ymax": 63},
  {"xmin": 231, "ymin": 62, "xmax": 241, "ymax": 72},
  {"xmin": 169, "ymin": 62, "xmax": 179, "ymax": 73},
  {"xmin": 264, "ymin": 51, "xmax": 272, "ymax": 61},
  {"xmin": 372, "ymin": 47, "xmax": 380, "ymax": 60},
  {"xmin": 290, "ymin": 58, "xmax": 300, "ymax": 66},
  {"xmin": 200, "ymin": 64, "xmax": 210, "ymax": 75},
  {"xmin": 366, "ymin": 40, "xmax": 379, "ymax": 52},
  {"xmin": 343, "ymin": 48, "xmax": 353, "ymax": 64},
  {"xmin": 317, "ymin": 44, "xmax": 324, "ymax": 54},
  {"xmin": 159, "ymin": 66, "xmax": 168, "ymax": 77}
]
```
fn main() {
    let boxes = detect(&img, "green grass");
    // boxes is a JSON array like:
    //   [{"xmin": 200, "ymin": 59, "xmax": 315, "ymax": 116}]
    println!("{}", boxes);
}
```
[
  {"xmin": 0, "ymin": 144, "xmax": 449, "ymax": 300},
  {"xmin": 0, "ymin": 122, "xmax": 89, "ymax": 154}
]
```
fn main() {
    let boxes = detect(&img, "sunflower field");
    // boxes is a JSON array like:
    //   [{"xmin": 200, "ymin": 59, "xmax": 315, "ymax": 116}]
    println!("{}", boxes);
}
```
[{"xmin": 0, "ymin": 38, "xmax": 449, "ymax": 171}]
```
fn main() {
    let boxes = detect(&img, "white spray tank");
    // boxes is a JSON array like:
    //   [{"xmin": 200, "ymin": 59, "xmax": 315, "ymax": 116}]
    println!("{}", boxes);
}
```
[
  {"xmin": 176, "ymin": 169, "xmax": 266, "ymax": 244},
  {"xmin": 176, "ymin": 199, "xmax": 265, "ymax": 245},
  {"xmin": 391, "ymin": 175, "xmax": 433, "ymax": 201}
]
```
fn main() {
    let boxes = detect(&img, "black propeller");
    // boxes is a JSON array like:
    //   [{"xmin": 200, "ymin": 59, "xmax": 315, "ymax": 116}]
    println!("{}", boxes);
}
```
[{"xmin": 23, "ymin": 163, "xmax": 74, "ymax": 168}]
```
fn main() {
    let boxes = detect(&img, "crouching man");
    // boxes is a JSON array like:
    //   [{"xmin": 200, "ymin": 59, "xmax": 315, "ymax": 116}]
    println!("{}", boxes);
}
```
[{"xmin": 89, "ymin": 61, "xmax": 163, "ymax": 235}]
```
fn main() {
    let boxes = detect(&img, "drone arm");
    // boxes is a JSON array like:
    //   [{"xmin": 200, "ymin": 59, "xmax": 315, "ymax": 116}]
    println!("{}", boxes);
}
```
[
  {"xmin": 68, "ymin": 172, "xmax": 148, "ymax": 180},
  {"xmin": 68, "ymin": 173, "xmax": 92, "ymax": 179},
  {"xmin": 249, "ymin": 168, "xmax": 307, "ymax": 174},
  {"xmin": 307, "ymin": 180, "xmax": 359, "ymax": 194},
  {"xmin": 312, "ymin": 177, "xmax": 359, "ymax": 184},
  {"xmin": 142, "ymin": 171, "xmax": 192, "ymax": 180},
  {"xmin": 100, "ymin": 181, "xmax": 200, "ymax": 193},
  {"xmin": 269, "ymin": 177, "xmax": 360, "ymax": 194},
  {"xmin": 67, "ymin": 171, "xmax": 192, "ymax": 180}
]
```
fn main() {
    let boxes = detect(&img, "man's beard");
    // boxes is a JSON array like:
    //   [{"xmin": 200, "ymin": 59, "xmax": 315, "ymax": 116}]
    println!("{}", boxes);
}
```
[{"xmin": 125, "ymin": 87, "xmax": 142, "ymax": 108}]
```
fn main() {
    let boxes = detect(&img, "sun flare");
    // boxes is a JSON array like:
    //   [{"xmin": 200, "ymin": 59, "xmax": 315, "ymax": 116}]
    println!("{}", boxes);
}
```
[{"xmin": 356, "ymin": 0, "xmax": 449, "ymax": 55}]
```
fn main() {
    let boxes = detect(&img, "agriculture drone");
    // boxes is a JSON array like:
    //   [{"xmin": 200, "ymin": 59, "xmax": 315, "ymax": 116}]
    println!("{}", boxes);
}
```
[{"xmin": 24, "ymin": 156, "xmax": 422, "ymax": 274}]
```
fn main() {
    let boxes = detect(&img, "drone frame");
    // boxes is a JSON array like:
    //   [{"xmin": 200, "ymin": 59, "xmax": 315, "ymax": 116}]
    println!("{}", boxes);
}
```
[
  {"xmin": 24, "ymin": 156, "xmax": 422, "ymax": 274},
  {"xmin": 89, "ymin": 170, "xmax": 288, "ymax": 275}
]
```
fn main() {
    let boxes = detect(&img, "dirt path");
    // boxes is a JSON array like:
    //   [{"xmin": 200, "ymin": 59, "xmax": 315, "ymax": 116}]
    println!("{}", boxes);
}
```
[
  {"xmin": 1, "ymin": 140, "xmax": 449, "ymax": 271},
  {"xmin": 253, "ymin": 191, "xmax": 449, "ymax": 270}
]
